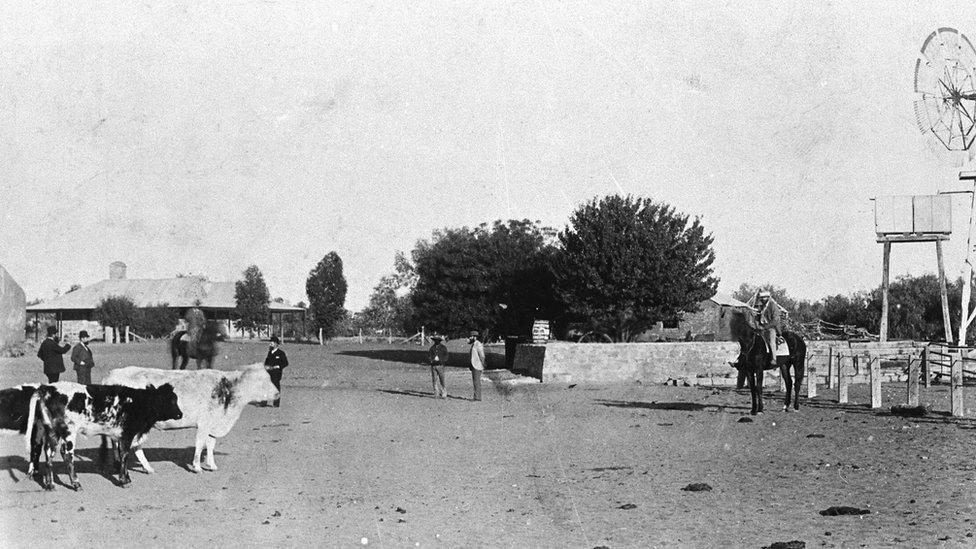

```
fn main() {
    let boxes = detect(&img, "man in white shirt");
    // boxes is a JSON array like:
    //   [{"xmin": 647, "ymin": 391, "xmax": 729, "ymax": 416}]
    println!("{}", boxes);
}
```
[{"xmin": 468, "ymin": 330, "xmax": 485, "ymax": 401}]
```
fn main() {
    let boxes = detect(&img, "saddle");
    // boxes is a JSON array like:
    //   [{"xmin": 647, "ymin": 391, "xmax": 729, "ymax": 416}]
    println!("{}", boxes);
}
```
[{"xmin": 760, "ymin": 334, "xmax": 790, "ymax": 357}]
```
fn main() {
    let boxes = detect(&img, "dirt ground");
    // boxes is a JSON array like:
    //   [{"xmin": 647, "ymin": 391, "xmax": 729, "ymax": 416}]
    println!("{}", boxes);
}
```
[{"xmin": 2, "ymin": 339, "xmax": 976, "ymax": 548}]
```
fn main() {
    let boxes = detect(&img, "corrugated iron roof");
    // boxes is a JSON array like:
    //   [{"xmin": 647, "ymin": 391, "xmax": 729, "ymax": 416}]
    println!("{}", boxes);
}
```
[
  {"xmin": 709, "ymin": 291, "xmax": 750, "ymax": 308},
  {"xmin": 27, "ymin": 277, "xmax": 303, "ymax": 312}
]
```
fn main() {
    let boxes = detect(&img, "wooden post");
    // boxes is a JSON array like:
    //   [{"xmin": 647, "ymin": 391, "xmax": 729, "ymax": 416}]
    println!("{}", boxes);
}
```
[
  {"xmin": 880, "ymin": 241, "xmax": 891, "ymax": 342},
  {"xmin": 358, "ymin": 328, "xmax": 363, "ymax": 345},
  {"xmin": 125, "ymin": 325, "xmax": 130, "ymax": 343},
  {"xmin": 870, "ymin": 357, "xmax": 881, "ymax": 409},
  {"xmin": 951, "ymin": 351, "xmax": 964, "ymax": 417},
  {"xmin": 907, "ymin": 355, "xmax": 920, "ymax": 407},
  {"xmin": 105, "ymin": 326, "xmax": 114, "ymax": 345},
  {"xmin": 923, "ymin": 347, "xmax": 931, "ymax": 388},
  {"xmin": 837, "ymin": 353, "xmax": 849, "ymax": 404},
  {"xmin": 937, "ymin": 240, "xmax": 953, "ymax": 344},
  {"xmin": 318, "ymin": 327, "xmax": 323, "ymax": 345},
  {"xmin": 826, "ymin": 347, "xmax": 834, "ymax": 389},
  {"xmin": 807, "ymin": 364, "xmax": 817, "ymax": 398},
  {"xmin": 421, "ymin": 326, "xmax": 426, "ymax": 347}
]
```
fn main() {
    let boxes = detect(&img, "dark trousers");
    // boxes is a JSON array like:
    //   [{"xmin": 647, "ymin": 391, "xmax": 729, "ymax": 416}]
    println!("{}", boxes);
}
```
[
  {"xmin": 267, "ymin": 368, "xmax": 282, "ymax": 407},
  {"xmin": 470, "ymin": 368, "xmax": 482, "ymax": 401},
  {"xmin": 76, "ymin": 367, "xmax": 92, "ymax": 385},
  {"xmin": 45, "ymin": 372, "xmax": 60, "ymax": 383}
]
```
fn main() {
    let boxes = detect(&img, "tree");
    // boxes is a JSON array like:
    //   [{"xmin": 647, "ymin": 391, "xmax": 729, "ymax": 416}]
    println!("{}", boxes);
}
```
[
  {"xmin": 306, "ymin": 252, "xmax": 348, "ymax": 339},
  {"xmin": 94, "ymin": 295, "xmax": 137, "ymax": 338},
  {"xmin": 410, "ymin": 220, "xmax": 562, "ymax": 339},
  {"xmin": 131, "ymin": 303, "xmax": 180, "ymax": 338},
  {"xmin": 552, "ymin": 195, "xmax": 718, "ymax": 342},
  {"xmin": 358, "ymin": 252, "xmax": 418, "ymax": 336},
  {"xmin": 235, "ymin": 265, "xmax": 270, "ymax": 336}
]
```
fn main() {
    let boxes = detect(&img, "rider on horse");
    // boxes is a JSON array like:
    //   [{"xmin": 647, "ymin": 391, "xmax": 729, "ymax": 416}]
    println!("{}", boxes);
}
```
[{"xmin": 747, "ymin": 290, "xmax": 782, "ymax": 367}]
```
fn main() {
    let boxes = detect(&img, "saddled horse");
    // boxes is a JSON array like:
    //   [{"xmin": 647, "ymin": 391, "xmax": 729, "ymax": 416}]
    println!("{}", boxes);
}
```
[
  {"xmin": 171, "ymin": 322, "xmax": 219, "ymax": 370},
  {"xmin": 729, "ymin": 309, "xmax": 806, "ymax": 415}
]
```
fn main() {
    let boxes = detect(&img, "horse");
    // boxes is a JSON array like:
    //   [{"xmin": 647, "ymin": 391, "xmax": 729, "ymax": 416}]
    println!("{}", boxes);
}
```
[
  {"xmin": 170, "ymin": 322, "xmax": 219, "ymax": 370},
  {"xmin": 729, "ymin": 309, "xmax": 806, "ymax": 415}
]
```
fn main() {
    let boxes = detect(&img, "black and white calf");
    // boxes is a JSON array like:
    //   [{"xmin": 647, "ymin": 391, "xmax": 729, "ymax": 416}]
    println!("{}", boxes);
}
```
[
  {"xmin": 26, "ymin": 382, "xmax": 183, "ymax": 489},
  {"xmin": 0, "ymin": 384, "xmax": 62, "ymax": 479}
]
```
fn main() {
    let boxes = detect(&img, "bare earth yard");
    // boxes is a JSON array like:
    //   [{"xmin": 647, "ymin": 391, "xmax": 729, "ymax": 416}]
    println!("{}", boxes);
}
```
[{"xmin": 2, "ymin": 340, "xmax": 976, "ymax": 548}]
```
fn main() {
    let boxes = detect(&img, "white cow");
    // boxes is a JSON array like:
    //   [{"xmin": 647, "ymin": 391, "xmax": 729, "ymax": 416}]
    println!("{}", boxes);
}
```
[{"xmin": 101, "ymin": 363, "xmax": 278, "ymax": 473}]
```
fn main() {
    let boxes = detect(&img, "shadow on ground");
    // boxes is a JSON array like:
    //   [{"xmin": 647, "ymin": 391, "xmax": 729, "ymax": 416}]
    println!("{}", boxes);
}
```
[
  {"xmin": 595, "ymin": 399, "xmax": 751, "ymax": 413},
  {"xmin": 338, "ymin": 349, "xmax": 506, "ymax": 369}
]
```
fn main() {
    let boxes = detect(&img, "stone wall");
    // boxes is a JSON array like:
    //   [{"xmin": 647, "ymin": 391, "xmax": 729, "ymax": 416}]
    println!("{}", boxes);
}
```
[
  {"xmin": 0, "ymin": 265, "xmax": 25, "ymax": 350},
  {"xmin": 511, "ymin": 339, "xmax": 926, "ymax": 386}
]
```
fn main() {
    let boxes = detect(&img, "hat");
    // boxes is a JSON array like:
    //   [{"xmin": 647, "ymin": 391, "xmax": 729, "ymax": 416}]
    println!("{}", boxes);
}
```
[
  {"xmin": 270, "ymin": 336, "xmax": 281, "ymax": 344},
  {"xmin": 758, "ymin": 290, "xmax": 771, "ymax": 298},
  {"xmin": 430, "ymin": 334, "xmax": 443, "ymax": 341},
  {"xmin": 46, "ymin": 326, "xmax": 58, "ymax": 336},
  {"xmin": 468, "ymin": 330, "xmax": 480, "ymax": 338},
  {"xmin": 78, "ymin": 330, "xmax": 89, "ymax": 339}
]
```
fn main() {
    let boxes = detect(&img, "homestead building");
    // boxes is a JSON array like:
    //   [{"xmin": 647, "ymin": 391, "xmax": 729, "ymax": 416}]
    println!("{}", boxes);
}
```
[
  {"xmin": 638, "ymin": 291, "xmax": 753, "ymax": 342},
  {"xmin": 27, "ymin": 262, "xmax": 304, "ymax": 342}
]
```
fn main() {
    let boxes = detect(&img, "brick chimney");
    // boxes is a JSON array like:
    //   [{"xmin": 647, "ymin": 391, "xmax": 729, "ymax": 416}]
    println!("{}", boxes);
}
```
[{"xmin": 109, "ymin": 261, "xmax": 127, "ymax": 280}]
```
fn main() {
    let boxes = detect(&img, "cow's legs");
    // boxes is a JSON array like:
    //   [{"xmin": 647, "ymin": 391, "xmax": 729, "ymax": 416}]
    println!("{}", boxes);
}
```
[
  {"xmin": 191, "ymin": 431, "xmax": 207, "ymax": 473},
  {"xmin": 202, "ymin": 435, "xmax": 218, "ymax": 471},
  {"xmin": 130, "ymin": 434, "xmax": 155, "ymax": 473},
  {"xmin": 116, "ymin": 437, "xmax": 133, "ymax": 486},
  {"xmin": 62, "ymin": 438, "xmax": 80, "ymax": 491}
]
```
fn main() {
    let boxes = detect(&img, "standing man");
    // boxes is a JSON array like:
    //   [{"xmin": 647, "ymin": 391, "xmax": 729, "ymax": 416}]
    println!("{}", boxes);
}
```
[
  {"xmin": 263, "ymin": 336, "xmax": 288, "ymax": 407},
  {"xmin": 37, "ymin": 325, "xmax": 70, "ymax": 383},
  {"xmin": 467, "ymin": 330, "xmax": 485, "ymax": 401},
  {"xmin": 428, "ymin": 335, "xmax": 449, "ymax": 398},
  {"xmin": 748, "ymin": 290, "xmax": 782, "ymax": 367},
  {"xmin": 70, "ymin": 330, "xmax": 94, "ymax": 384}
]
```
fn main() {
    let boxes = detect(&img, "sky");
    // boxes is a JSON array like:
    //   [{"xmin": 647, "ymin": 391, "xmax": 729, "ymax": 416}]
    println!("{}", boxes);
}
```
[{"xmin": 3, "ymin": 1, "xmax": 976, "ymax": 311}]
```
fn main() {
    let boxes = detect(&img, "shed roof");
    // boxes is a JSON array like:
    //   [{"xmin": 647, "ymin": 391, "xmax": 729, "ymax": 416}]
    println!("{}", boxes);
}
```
[
  {"xmin": 26, "ymin": 277, "xmax": 303, "ymax": 313},
  {"xmin": 709, "ymin": 291, "xmax": 750, "ymax": 308}
]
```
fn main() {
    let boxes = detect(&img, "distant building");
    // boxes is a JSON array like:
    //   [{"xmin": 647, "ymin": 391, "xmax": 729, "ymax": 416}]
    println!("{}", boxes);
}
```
[
  {"xmin": 638, "ymin": 291, "xmax": 752, "ymax": 342},
  {"xmin": 26, "ymin": 262, "xmax": 304, "ymax": 341}
]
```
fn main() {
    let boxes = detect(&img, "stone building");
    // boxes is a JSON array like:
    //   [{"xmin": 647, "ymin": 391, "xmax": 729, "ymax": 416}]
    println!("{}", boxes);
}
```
[
  {"xmin": 0, "ymin": 265, "xmax": 26, "ymax": 350},
  {"xmin": 26, "ymin": 262, "xmax": 304, "ymax": 341},
  {"xmin": 638, "ymin": 291, "xmax": 752, "ymax": 342}
]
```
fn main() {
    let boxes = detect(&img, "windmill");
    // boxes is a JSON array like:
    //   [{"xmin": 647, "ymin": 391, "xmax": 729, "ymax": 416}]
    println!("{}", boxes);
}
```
[{"xmin": 914, "ymin": 27, "xmax": 976, "ymax": 166}]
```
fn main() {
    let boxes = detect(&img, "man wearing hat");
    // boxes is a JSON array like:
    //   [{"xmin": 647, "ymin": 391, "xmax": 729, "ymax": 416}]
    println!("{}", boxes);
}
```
[
  {"xmin": 37, "ymin": 325, "xmax": 71, "ymax": 383},
  {"xmin": 747, "ymin": 289, "xmax": 782, "ymax": 367},
  {"xmin": 70, "ymin": 330, "xmax": 95, "ymax": 384},
  {"xmin": 263, "ymin": 336, "xmax": 289, "ymax": 407},
  {"xmin": 428, "ymin": 335, "xmax": 449, "ymax": 398},
  {"xmin": 467, "ymin": 330, "xmax": 485, "ymax": 401}
]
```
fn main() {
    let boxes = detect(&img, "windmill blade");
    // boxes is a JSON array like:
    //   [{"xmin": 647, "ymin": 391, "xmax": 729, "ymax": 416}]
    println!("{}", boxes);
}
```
[{"xmin": 915, "ymin": 58, "xmax": 944, "ymax": 94}]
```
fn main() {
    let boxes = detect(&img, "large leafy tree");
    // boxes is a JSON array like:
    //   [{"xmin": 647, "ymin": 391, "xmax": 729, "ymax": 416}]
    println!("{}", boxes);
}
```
[
  {"xmin": 553, "ymin": 195, "xmax": 718, "ymax": 342},
  {"xmin": 306, "ymin": 252, "xmax": 348, "ymax": 339},
  {"xmin": 235, "ymin": 265, "xmax": 270, "ymax": 335},
  {"xmin": 411, "ymin": 220, "xmax": 562, "ymax": 339},
  {"xmin": 95, "ymin": 295, "xmax": 138, "ymax": 335},
  {"xmin": 358, "ymin": 252, "xmax": 417, "ymax": 336}
]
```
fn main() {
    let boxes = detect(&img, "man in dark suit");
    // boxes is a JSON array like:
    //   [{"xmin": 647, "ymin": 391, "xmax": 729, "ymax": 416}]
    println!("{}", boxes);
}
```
[
  {"xmin": 263, "ymin": 336, "xmax": 288, "ymax": 407},
  {"xmin": 37, "ymin": 325, "xmax": 70, "ymax": 383},
  {"xmin": 70, "ymin": 330, "xmax": 95, "ymax": 384},
  {"xmin": 428, "ymin": 335, "xmax": 449, "ymax": 398}
]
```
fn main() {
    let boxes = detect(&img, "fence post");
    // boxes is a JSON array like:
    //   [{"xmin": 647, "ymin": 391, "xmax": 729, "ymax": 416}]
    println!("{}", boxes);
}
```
[
  {"xmin": 907, "ymin": 356, "xmax": 920, "ymax": 407},
  {"xmin": 870, "ymin": 356, "xmax": 882, "ymax": 409},
  {"xmin": 826, "ymin": 347, "xmax": 834, "ymax": 389},
  {"xmin": 125, "ymin": 325, "xmax": 131, "ymax": 344},
  {"xmin": 923, "ymin": 347, "xmax": 931, "ymax": 388},
  {"xmin": 837, "ymin": 353, "xmax": 849, "ymax": 404},
  {"xmin": 807, "ymin": 363, "xmax": 817, "ymax": 398},
  {"xmin": 319, "ymin": 328, "xmax": 323, "ymax": 346},
  {"xmin": 951, "ymin": 351, "xmax": 965, "ymax": 417},
  {"xmin": 358, "ymin": 328, "xmax": 363, "ymax": 345},
  {"xmin": 105, "ymin": 326, "xmax": 114, "ymax": 345}
]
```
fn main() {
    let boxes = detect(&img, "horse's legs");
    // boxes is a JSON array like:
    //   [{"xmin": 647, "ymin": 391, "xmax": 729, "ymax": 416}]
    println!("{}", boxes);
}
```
[
  {"xmin": 180, "ymin": 355, "xmax": 189, "ymax": 370},
  {"xmin": 780, "ymin": 362, "xmax": 793, "ymax": 411},
  {"xmin": 746, "ymin": 368, "xmax": 759, "ymax": 415},
  {"xmin": 793, "ymin": 357, "xmax": 805, "ymax": 411},
  {"xmin": 755, "ymin": 368, "xmax": 765, "ymax": 414}
]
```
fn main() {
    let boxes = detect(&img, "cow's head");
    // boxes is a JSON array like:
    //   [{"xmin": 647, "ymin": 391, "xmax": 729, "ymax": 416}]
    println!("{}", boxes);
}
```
[
  {"xmin": 241, "ymin": 364, "xmax": 279, "ymax": 404},
  {"xmin": 148, "ymin": 383, "xmax": 183, "ymax": 422}
]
